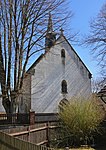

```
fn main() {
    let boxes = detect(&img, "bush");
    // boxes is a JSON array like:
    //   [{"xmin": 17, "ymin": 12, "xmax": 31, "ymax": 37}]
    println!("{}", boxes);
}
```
[{"xmin": 59, "ymin": 96, "xmax": 104, "ymax": 147}]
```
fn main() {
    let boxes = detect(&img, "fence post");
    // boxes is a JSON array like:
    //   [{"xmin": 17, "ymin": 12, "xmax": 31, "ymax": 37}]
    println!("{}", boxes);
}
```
[
  {"xmin": 46, "ymin": 122, "xmax": 50, "ymax": 147},
  {"xmin": 28, "ymin": 125, "xmax": 30, "ymax": 142},
  {"xmin": 7, "ymin": 113, "xmax": 12, "ymax": 124},
  {"xmin": 29, "ymin": 110, "xmax": 35, "ymax": 125}
]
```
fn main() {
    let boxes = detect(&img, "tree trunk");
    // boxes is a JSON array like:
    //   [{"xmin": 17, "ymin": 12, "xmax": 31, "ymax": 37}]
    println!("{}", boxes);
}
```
[{"xmin": 2, "ymin": 97, "xmax": 11, "ymax": 114}]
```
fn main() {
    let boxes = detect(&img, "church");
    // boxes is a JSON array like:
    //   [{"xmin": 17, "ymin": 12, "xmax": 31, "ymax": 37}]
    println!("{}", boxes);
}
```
[{"xmin": 18, "ymin": 14, "xmax": 92, "ymax": 113}]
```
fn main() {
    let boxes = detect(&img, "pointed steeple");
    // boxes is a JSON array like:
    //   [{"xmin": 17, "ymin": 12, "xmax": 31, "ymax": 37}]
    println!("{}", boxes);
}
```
[
  {"xmin": 47, "ymin": 12, "xmax": 53, "ymax": 33},
  {"xmin": 45, "ymin": 13, "xmax": 56, "ymax": 51}
]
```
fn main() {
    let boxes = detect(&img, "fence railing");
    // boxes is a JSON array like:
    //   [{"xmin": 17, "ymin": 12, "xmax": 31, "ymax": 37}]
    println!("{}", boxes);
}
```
[
  {"xmin": 0, "ymin": 131, "xmax": 55, "ymax": 150},
  {"xmin": 6, "ymin": 122, "xmax": 58, "ymax": 146},
  {"xmin": 2, "ymin": 113, "xmax": 59, "ymax": 146}
]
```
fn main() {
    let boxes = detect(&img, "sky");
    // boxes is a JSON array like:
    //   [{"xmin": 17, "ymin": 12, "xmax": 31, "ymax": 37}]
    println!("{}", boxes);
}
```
[{"xmin": 67, "ymin": 0, "xmax": 106, "ymax": 79}]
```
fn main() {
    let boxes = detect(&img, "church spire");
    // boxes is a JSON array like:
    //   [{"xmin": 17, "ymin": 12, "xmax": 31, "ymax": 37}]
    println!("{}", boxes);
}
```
[
  {"xmin": 47, "ymin": 12, "xmax": 53, "ymax": 33},
  {"xmin": 45, "ymin": 13, "xmax": 56, "ymax": 51}
]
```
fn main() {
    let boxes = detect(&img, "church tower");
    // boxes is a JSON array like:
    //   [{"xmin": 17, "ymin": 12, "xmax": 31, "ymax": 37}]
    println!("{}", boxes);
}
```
[{"xmin": 45, "ymin": 13, "xmax": 56, "ymax": 51}]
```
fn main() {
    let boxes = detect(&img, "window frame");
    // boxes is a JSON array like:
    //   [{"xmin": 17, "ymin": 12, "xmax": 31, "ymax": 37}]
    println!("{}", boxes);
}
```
[
  {"xmin": 61, "ymin": 80, "xmax": 68, "ymax": 93},
  {"xmin": 61, "ymin": 49, "xmax": 65, "ymax": 58}
]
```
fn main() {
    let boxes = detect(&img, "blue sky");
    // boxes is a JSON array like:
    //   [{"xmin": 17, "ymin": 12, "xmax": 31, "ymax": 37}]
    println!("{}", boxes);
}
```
[{"xmin": 68, "ymin": 0, "xmax": 105, "ymax": 79}]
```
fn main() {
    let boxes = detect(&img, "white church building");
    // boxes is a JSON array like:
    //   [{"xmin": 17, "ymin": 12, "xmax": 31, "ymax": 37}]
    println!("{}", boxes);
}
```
[
  {"xmin": 17, "ymin": 14, "xmax": 92, "ymax": 113},
  {"xmin": 0, "ymin": 14, "xmax": 92, "ymax": 113}
]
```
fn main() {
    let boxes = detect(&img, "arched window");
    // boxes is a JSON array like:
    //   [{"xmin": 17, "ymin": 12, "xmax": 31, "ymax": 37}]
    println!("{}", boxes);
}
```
[
  {"xmin": 61, "ymin": 49, "xmax": 65, "ymax": 65},
  {"xmin": 59, "ymin": 98, "xmax": 68, "ymax": 111},
  {"xmin": 61, "ymin": 80, "xmax": 67, "ymax": 93},
  {"xmin": 61, "ymin": 49, "xmax": 65, "ymax": 58},
  {"xmin": 59, "ymin": 98, "xmax": 68, "ymax": 106}
]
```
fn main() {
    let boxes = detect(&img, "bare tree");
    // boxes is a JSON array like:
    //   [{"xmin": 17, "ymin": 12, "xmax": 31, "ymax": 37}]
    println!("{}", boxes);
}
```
[
  {"xmin": 91, "ymin": 78, "xmax": 106, "ymax": 93},
  {"xmin": 0, "ymin": 0, "xmax": 72, "ymax": 113},
  {"xmin": 83, "ymin": 3, "xmax": 106, "ymax": 78}
]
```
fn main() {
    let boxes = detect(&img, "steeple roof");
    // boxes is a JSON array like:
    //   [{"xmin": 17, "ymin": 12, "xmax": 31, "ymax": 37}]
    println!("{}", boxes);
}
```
[
  {"xmin": 47, "ymin": 13, "xmax": 53, "ymax": 33},
  {"xmin": 45, "ymin": 13, "xmax": 56, "ymax": 51}
]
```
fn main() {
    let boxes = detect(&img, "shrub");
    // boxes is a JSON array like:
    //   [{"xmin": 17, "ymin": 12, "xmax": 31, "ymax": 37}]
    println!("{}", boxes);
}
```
[{"xmin": 59, "ymin": 96, "xmax": 104, "ymax": 147}]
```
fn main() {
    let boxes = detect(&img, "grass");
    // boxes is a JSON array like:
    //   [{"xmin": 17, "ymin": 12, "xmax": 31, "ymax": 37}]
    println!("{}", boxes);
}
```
[
  {"xmin": 58, "ymin": 148, "xmax": 95, "ymax": 150},
  {"xmin": 59, "ymin": 96, "xmax": 104, "ymax": 146},
  {"xmin": 70, "ymin": 148, "xmax": 95, "ymax": 150}
]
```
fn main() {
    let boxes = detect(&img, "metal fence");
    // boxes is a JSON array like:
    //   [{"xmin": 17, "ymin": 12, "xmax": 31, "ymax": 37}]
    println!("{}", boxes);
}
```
[
  {"xmin": 0, "ymin": 112, "xmax": 59, "ymax": 125},
  {"xmin": 0, "ymin": 113, "xmax": 29, "ymax": 125}
]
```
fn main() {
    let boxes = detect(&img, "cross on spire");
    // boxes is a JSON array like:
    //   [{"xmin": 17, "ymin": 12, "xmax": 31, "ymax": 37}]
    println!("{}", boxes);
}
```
[{"xmin": 60, "ymin": 28, "xmax": 64, "ymax": 35}]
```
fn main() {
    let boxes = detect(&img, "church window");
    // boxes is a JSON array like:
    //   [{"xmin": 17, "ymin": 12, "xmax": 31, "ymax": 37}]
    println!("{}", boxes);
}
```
[
  {"xmin": 59, "ymin": 98, "xmax": 68, "ymax": 111},
  {"xmin": 61, "ymin": 49, "xmax": 65, "ymax": 58},
  {"xmin": 61, "ymin": 49, "xmax": 65, "ymax": 65},
  {"xmin": 61, "ymin": 80, "xmax": 67, "ymax": 93}
]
